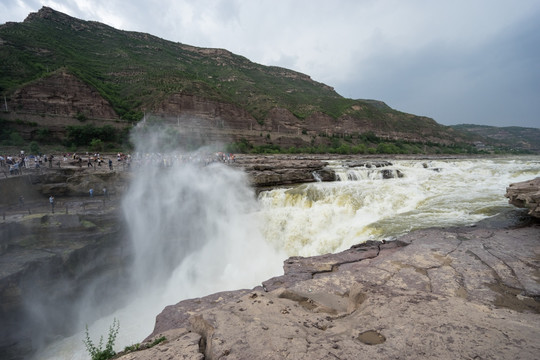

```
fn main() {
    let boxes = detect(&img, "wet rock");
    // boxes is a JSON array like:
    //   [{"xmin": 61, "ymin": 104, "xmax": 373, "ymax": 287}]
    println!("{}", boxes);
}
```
[
  {"xmin": 506, "ymin": 177, "xmax": 540, "ymax": 218},
  {"xmin": 0, "ymin": 209, "xmax": 129, "ymax": 360},
  {"xmin": 231, "ymin": 155, "xmax": 336, "ymax": 187}
]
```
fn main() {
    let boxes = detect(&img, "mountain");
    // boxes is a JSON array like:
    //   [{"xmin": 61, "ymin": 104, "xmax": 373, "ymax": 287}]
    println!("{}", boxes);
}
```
[
  {"xmin": 450, "ymin": 124, "xmax": 540, "ymax": 153},
  {"xmin": 0, "ymin": 7, "xmax": 517, "ymax": 154}
]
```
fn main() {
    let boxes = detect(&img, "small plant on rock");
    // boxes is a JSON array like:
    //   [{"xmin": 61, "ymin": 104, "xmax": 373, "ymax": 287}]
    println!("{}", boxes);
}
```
[{"xmin": 83, "ymin": 318, "xmax": 119, "ymax": 360}]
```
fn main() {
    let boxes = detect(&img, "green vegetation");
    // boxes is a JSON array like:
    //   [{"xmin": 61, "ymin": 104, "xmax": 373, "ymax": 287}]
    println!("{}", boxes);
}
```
[
  {"xmin": 451, "ymin": 124, "xmax": 540, "ymax": 153},
  {"xmin": 0, "ymin": 8, "xmax": 341, "ymax": 123},
  {"xmin": 29, "ymin": 140, "xmax": 40, "ymax": 153},
  {"xmin": 123, "ymin": 336, "xmax": 167, "ymax": 354},
  {"xmin": 0, "ymin": 119, "xmax": 25, "ymax": 146},
  {"xmin": 225, "ymin": 133, "xmax": 487, "ymax": 155},
  {"xmin": 83, "ymin": 318, "xmax": 119, "ymax": 360},
  {"xmin": 64, "ymin": 124, "xmax": 131, "ymax": 150}
]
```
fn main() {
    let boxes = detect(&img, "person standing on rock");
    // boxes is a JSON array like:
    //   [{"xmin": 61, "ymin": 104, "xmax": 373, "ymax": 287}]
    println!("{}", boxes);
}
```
[
  {"xmin": 49, "ymin": 195, "xmax": 54, "ymax": 213},
  {"xmin": 89, "ymin": 188, "xmax": 94, "ymax": 197}
]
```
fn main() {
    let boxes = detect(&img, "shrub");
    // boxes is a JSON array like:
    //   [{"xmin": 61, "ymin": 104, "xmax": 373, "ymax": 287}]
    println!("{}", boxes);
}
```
[
  {"xmin": 90, "ymin": 138, "xmax": 104, "ymax": 152},
  {"xmin": 76, "ymin": 111, "xmax": 87, "ymax": 122},
  {"xmin": 29, "ymin": 141, "xmax": 40, "ymax": 154},
  {"xmin": 9, "ymin": 132, "xmax": 25, "ymax": 146},
  {"xmin": 83, "ymin": 318, "xmax": 119, "ymax": 360}
]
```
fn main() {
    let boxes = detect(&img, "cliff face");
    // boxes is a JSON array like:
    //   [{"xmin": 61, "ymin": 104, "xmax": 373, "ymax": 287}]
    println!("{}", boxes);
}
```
[
  {"xmin": 4, "ymin": 72, "xmax": 460, "ymax": 147},
  {"xmin": 11, "ymin": 70, "xmax": 118, "ymax": 119},
  {"xmin": 3, "ymin": 70, "xmax": 125, "ymax": 141},
  {"xmin": 0, "ymin": 210, "xmax": 130, "ymax": 360}
]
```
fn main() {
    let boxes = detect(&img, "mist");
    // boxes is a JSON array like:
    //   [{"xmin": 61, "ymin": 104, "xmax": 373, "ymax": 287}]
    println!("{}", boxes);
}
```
[
  {"xmin": 124, "ymin": 121, "xmax": 284, "ymax": 294},
  {"xmin": 37, "ymin": 120, "xmax": 284, "ymax": 359}
]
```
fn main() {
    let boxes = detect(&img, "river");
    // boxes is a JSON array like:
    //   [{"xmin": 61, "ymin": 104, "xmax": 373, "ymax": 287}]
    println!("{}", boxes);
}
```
[{"xmin": 39, "ymin": 155, "xmax": 540, "ymax": 359}]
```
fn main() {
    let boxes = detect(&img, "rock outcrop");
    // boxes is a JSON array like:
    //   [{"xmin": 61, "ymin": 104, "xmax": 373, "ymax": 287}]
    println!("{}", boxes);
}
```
[
  {"xmin": 10, "ymin": 70, "xmax": 119, "ymax": 120},
  {"xmin": 116, "ymin": 224, "xmax": 540, "ymax": 360},
  {"xmin": 230, "ymin": 155, "xmax": 336, "ymax": 188},
  {"xmin": 0, "ymin": 167, "xmax": 130, "ymax": 205},
  {"xmin": 506, "ymin": 177, "xmax": 540, "ymax": 218}
]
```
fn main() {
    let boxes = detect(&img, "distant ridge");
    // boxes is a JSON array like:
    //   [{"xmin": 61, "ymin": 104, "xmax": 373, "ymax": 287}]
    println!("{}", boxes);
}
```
[{"xmin": 450, "ymin": 124, "xmax": 540, "ymax": 153}]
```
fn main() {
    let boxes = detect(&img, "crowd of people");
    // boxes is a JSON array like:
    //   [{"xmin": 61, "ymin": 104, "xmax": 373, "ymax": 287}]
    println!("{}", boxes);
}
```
[
  {"xmin": 0, "ymin": 148, "xmax": 239, "ymax": 191},
  {"xmin": 0, "ymin": 151, "xmax": 135, "ymax": 175},
  {"xmin": 1, "ymin": 149, "xmax": 237, "ymax": 177},
  {"xmin": 0, "ymin": 151, "xmax": 56, "ymax": 175},
  {"xmin": 1, "ymin": 149, "xmax": 239, "ymax": 216},
  {"xmin": 127, "ymin": 151, "xmax": 236, "ymax": 169}
]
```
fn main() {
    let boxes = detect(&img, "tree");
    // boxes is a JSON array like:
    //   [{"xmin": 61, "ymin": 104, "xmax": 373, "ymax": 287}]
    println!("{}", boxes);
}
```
[{"xmin": 90, "ymin": 138, "xmax": 104, "ymax": 152}]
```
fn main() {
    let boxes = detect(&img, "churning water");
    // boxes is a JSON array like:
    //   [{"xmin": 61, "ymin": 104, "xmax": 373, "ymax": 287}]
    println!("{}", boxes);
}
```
[
  {"xmin": 259, "ymin": 157, "xmax": 540, "ymax": 256},
  {"xmin": 40, "ymin": 154, "xmax": 540, "ymax": 359}
]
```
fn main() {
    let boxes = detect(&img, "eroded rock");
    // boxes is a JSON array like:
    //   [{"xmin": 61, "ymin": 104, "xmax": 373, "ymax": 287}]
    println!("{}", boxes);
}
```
[
  {"xmin": 117, "ymin": 224, "xmax": 540, "ymax": 360},
  {"xmin": 506, "ymin": 177, "xmax": 540, "ymax": 218}
]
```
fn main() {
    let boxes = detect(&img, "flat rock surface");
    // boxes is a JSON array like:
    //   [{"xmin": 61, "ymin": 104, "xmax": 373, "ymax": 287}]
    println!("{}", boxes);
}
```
[{"xmin": 116, "ymin": 223, "xmax": 540, "ymax": 360}]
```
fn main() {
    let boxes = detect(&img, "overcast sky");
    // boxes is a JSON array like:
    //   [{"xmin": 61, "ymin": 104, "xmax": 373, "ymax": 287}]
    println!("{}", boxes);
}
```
[{"xmin": 1, "ymin": 0, "xmax": 539, "ymax": 128}]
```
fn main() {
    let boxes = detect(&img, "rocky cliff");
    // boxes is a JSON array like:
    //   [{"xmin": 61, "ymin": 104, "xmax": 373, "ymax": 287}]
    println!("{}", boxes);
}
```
[
  {"xmin": 4, "ymin": 70, "xmax": 456, "ymax": 148},
  {"xmin": 0, "ymin": 208, "xmax": 130, "ymax": 360}
]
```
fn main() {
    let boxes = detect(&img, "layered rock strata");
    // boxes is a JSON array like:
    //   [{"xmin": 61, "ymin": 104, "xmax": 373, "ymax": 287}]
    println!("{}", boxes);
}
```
[{"xmin": 117, "ymin": 224, "xmax": 540, "ymax": 360}]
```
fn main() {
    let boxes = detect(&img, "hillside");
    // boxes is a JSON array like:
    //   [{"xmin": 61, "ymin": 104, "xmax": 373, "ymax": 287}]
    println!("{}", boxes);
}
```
[
  {"xmin": 451, "ymin": 124, "xmax": 540, "ymax": 153},
  {"xmin": 0, "ymin": 7, "xmax": 506, "ymax": 154}
]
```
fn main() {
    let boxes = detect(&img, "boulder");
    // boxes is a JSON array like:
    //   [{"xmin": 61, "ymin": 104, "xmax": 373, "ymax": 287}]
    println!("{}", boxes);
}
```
[{"xmin": 505, "ymin": 177, "xmax": 540, "ymax": 218}]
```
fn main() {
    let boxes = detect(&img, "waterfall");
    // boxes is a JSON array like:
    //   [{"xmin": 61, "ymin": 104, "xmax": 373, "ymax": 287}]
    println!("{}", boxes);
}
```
[{"xmin": 39, "ymin": 124, "xmax": 284, "ymax": 359}]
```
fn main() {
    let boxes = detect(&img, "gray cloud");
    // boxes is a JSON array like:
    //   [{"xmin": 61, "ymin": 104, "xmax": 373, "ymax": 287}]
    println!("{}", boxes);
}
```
[{"xmin": 1, "ymin": 0, "xmax": 539, "ymax": 128}]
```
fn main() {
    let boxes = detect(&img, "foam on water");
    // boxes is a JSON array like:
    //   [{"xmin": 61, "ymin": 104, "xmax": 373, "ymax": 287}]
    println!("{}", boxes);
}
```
[{"xmin": 258, "ymin": 157, "xmax": 540, "ymax": 256}]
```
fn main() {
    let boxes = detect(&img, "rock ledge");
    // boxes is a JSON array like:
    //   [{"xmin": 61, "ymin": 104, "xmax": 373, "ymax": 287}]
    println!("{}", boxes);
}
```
[{"xmin": 117, "ymin": 224, "xmax": 540, "ymax": 360}]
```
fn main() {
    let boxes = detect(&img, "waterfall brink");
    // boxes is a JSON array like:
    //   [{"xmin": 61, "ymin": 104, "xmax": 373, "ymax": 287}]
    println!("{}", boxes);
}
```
[{"xmin": 123, "ymin": 159, "xmax": 282, "ymax": 296}]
